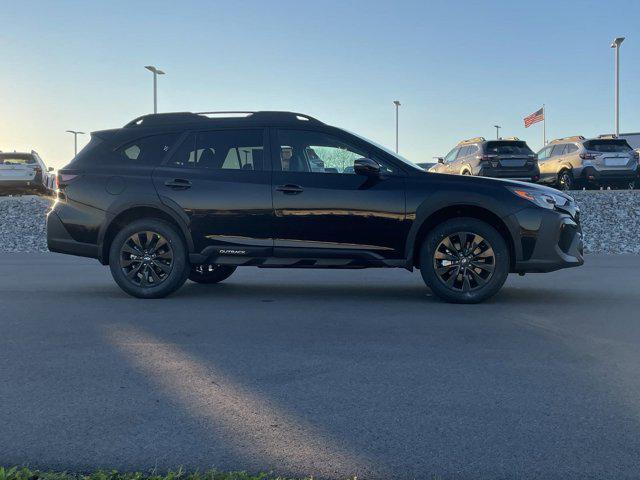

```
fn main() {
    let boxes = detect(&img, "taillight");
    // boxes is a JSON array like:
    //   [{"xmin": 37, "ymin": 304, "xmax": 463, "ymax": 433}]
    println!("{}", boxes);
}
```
[
  {"xmin": 579, "ymin": 152, "xmax": 599, "ymax": 160},
  {"xmin": 56, "ymin": 173, "xmax": 79, "ymax": 189},
  {"xmin": 633, "ymin": 151, "xmax": 639, "ymax": 160}
]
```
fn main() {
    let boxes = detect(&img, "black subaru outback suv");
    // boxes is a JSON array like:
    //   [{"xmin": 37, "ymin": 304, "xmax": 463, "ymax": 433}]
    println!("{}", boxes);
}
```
[{"xmin": 47, "ymin": 111, "xmax": 583, "ymax": 303}]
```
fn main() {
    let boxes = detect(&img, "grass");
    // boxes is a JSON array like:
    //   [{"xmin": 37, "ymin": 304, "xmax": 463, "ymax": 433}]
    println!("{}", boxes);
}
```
[{"xmin": 0, "ymin": 468, "xmax": 327, "ymax": 480}]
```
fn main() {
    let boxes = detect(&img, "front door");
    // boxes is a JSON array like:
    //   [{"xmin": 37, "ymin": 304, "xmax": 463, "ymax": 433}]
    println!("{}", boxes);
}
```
[
  {"xmin": 271, "ymin": 128, "xmax": 406, "ymax": 261},
  {"xmin": 153, "ymin": 128, "xmax": 273, "ymax": 257}
]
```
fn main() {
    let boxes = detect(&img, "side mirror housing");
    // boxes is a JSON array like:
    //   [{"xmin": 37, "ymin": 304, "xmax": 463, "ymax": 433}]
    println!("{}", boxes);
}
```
[
  {"xmin": 437, "ymin": 157, "xmax": 445, "ymax": 164},
  {"xmin": 354, "ymin": 157, "xmax": 380, "ymax": 177},
  {"xmin": 48, "ymin": 167, "xmax": 54, "ymax": 172}
]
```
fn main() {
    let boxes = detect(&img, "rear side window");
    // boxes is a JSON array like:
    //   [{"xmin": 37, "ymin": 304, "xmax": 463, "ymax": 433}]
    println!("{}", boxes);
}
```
[
  {"xmin": 485, "ymin": 141, "xmax": 533, "ymax": 155},
  {"xmin": 169, "ymin": 130, "xmax": 265, "ymax": 170},
  {"xmin": 566, "ymin": 144, "xmax": 578, "ymax": 154},
  {"xmin": 118, "ymin": 133, "xmax": 180, "ymax": 164},
  {"xmin": 584, "ymin": 140, "xmax": 632, "ymax": 153}
]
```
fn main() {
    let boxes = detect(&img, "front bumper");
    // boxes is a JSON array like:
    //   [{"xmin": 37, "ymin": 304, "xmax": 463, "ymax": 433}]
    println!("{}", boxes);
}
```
[{"xmin": 505, "ymin": 206, "xmax": 583, "ymax": 273}]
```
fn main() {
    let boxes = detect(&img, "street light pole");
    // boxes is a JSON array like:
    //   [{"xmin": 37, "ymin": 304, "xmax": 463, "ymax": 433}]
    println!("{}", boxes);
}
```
[
  {"xmin": 65, "ymin": 130, "xmax": 85, "ymax": 156},
  {"xmin": 393, "ymin": 100, "xmax": 401, "ymax": 153},
  {"xmin": 494, "ymin": 125, "xmax": 501, "ymax": 140},
  {"xmin": 145, "ymin": 65, "xmax": 166, "ymax": 114},
  {"xmin": 611, "ymin": 37, "xmax": 625, "ymax": 136}
]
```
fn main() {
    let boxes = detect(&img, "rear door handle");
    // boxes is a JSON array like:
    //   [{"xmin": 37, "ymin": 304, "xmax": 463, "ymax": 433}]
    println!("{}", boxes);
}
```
[
  {"xmin": 164, "ymin": 178, "xmax": 192, "ymax": 189},
  {"xmin": 276, "ymin": 184, "xmax": 304, "ymax": 195}
]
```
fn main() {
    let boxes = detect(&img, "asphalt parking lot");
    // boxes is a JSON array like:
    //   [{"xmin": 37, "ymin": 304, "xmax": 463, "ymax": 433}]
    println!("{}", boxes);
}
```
[{"xmin": 1, "ymin": 253, "xmax": 640, "ymax": 479}]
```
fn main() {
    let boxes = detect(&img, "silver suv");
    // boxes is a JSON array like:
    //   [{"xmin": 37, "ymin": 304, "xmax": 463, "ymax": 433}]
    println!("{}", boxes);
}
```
[{"xmin": 537, "ymin": 136, "xmax": 639, "ymax": 190}]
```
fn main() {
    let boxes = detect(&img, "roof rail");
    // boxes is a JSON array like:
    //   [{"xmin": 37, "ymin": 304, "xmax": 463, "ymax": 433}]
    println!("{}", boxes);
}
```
[
  {"xmin": 598, "ymin": 134, "xmax": 618, "ymax": 139},
  {"xmin": 502, "ymin": 136, "xmax": 520, "ymax": 141},
  {"xmin": 124, "ymin": 112, "xmax": 203, "ymax": 127},
  {"xmin": 457, "ymin": 136, "xmax": 485, "ymax": 145},
  {"xmin": 550, "ymin": 135, "xmax": 585, "ymax": 143},
  {"xmin": 124, "ymin": 110, "xmax": 323, "ymax": 128}
]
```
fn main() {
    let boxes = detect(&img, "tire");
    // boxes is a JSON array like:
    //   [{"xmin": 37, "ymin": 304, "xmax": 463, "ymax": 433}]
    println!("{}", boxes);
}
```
[
  {"xmin": 109, "ymin": 218, "xmax": 190, "ymax": 299},
  {"xmin": 557, "ymin": 170, "xmax": 574, "ymax": 191},
  {"xmin": 189, "ymin": 264, "xmax": 236, "ymax": 284},
  {"xmin": 419, "ymin": 218, "xmax": 510, "ymax": 304}
]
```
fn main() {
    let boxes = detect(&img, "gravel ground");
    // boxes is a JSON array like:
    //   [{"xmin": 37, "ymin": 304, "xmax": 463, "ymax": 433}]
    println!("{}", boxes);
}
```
[
  {"xmin": 1, "ymin": 190, "xmax": 639, "ymax": 254},
  {"xmin": 0, "ymin": 195, "xmax": 52, "ymax": 253}
]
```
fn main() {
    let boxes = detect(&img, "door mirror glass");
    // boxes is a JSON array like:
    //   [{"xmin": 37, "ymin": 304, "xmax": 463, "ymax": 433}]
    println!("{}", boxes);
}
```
[{"xmin": 354, "ymin": 157, "xmax": 381, "ymax": 176}]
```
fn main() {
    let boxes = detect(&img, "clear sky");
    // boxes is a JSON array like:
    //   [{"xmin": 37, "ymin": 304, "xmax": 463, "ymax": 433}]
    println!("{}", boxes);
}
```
[{"xmin": 1, "ymin": 0, "xmax": 639, "ymax": 169}]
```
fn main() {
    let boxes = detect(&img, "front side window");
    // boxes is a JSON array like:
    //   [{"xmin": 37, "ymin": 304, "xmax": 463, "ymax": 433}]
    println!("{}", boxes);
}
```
[
  {"xmin": 276, "ymin": 129, "xmax": 394, "ymax": 174},
  {"xmin": 119, "ymin": 133, "xmax": 180, "ymax": 164},
  {"xmin": 169, "ymin": 130, "xmax": 264, "ymax": 170},
  {"xmin": 457, "ymin": 146, "xmax": 470, "ymax": 158}
]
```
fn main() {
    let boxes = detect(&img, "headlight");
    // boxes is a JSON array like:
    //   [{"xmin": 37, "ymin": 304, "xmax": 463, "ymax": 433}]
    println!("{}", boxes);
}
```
[{"xmin": 508, "ymin": 187, "xmax": 570, "ymax": 210}]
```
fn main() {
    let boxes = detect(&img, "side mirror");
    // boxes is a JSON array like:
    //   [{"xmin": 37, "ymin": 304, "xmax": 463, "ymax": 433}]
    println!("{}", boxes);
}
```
[
  {"xmin": 354, "ymin": 157, "xmax": 380, "ymax": 177},
  {"xmin": 48, "ymin": 167, "xmax": 54, "ymax": 172},
  {"xmin": 437, "ymin": 157, "xmax": 444, "ymax": 164}
]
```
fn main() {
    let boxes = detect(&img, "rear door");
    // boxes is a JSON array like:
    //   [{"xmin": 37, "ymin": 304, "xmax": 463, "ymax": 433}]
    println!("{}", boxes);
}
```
[
  {"xmin": 271, "ymin": 128, "xmax": 406, "ymax": 261},
  {"xmin": 153, "ymin": 128, "xmax": 273, "ymax": 257}
]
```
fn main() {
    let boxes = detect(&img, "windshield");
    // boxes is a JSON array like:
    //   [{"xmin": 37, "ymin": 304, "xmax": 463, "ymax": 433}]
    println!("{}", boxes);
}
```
[
  {"xmin": 485, "ymin": 141, "xmax": 534, "ymax": 155},
  {"xmin": 584, "ymin": 140, "xmax": 632, "ymax": 153},
  {"xmin": 344, "ymin": 129, "xmax": 423, "ymax": 170},
  {"xmin": 0, "ymin": 154, "xmax": 36, "ymax": 165}
]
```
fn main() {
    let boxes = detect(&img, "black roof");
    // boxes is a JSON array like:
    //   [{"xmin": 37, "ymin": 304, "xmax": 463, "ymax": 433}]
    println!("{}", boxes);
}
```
[{"xmin": 123, "ymin": 111, "xmax": 324, "ymax": 128}]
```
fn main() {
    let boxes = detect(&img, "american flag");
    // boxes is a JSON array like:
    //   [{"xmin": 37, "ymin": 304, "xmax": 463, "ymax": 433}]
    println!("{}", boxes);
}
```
[{"xmin": 524, "ymin": 107, "xmax": 544, "ymax": 128}]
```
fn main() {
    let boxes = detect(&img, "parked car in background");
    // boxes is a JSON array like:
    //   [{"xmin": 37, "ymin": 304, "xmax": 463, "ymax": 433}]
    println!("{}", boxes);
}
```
[
  {"xmin": 537, "ymin": 136, "xmax": 639, "ymax": 190},
  {"xmin": 429, "ymin": 137, "xmax": 540, "ymax": 182},
  {"xmin": 415, "ymin": 161, "xmax": 435, "ymax": 171},
  {"xmin": 0, "ymin": 150, "xmax": 55, "ymax": 195},
  {"xmin": 48, "ymin": 111, "xmax": 583, "ymax": 304}
]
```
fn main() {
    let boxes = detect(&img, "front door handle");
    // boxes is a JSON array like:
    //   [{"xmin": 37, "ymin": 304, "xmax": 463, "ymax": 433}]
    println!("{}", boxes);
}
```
[
  {"xmin": 276, "ymin": 184, "xmax": 304, "ymax": 195},
  {"xmin": 164, "ymin": 178, "xmax": 192, "ymax": 189}
]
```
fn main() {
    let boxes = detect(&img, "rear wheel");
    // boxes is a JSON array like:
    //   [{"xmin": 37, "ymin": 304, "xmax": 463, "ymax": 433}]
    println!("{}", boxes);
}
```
[
  {"xmin": 109, "ymin": 219, "xmax": 190, "ymax": 298},
  {"xmin": 189, "ymin": 264, "xmax": 236, "ymax": 284},
  {"xmin": 419, "ymin": 218, "xmax": 510, "ymax": 304},
  {"xmin": 557, "ymin": 170, "xmax": 574, "ymax": 191}
]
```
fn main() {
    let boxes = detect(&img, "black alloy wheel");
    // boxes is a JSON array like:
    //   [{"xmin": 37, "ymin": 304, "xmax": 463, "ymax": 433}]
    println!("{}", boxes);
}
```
[
  {"xmin": 109, "ymin": 219, "xmax": 190, "ymax": 299},
  {"xmin": 433, "ymin": 232, "xmax": 495, "ymax": 293},
  {"xmin": 419, "ymin": 217, "xmax": 509, "ymax": 303},
  {"xmin": 120, "ymin": 231, "xmax": 173, "ymax": 287}
]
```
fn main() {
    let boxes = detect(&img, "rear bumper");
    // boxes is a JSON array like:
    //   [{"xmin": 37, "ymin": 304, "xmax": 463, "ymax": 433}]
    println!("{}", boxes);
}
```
[
  {"xmin": 505, "ymin": 207, "xmax": 584, "ymax": 273},
  {"xmin": 575, "ymin": 166, "xmax": 639, "ymax": 185},
  {"xmin": 0, "ymin": 179, "xmax": 42, "ymax": 192},
  {"xmin": 478, "ymin": 166, "xmax": 540, "ymax": 182},
  {"xmin": 47, "ymin": 210, "xmax": 100, "ymax": 259}
]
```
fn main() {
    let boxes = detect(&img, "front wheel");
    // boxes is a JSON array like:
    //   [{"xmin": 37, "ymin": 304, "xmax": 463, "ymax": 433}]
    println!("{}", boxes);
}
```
[
  {"xmin": 109, "ymin": 219, "xmax": 190, "ymax": 298},
  {"xmin": 189, "ymin": 264, "xmax": 236, "ymax": 284},
  {"xmin": 419, "ymin": 218, "xmax": 510, "ymax": 304}
]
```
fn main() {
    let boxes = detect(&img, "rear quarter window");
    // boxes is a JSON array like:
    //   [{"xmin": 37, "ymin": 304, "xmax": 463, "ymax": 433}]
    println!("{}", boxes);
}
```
[{"xmin": 117, "ymin": 133, "xmax": 181, "ymax": 165}]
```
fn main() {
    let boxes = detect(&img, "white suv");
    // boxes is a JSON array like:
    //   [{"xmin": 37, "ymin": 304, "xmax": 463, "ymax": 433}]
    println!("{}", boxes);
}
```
[{"xmin": 0, "ymin": 150, "xmax": 55, "ymax": 195}]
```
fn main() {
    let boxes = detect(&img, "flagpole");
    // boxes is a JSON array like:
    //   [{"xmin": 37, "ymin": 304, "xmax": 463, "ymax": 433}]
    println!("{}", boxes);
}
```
[{"xmin": 542, "ymin": 104, "xmax": 546, "ymax": 146}]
